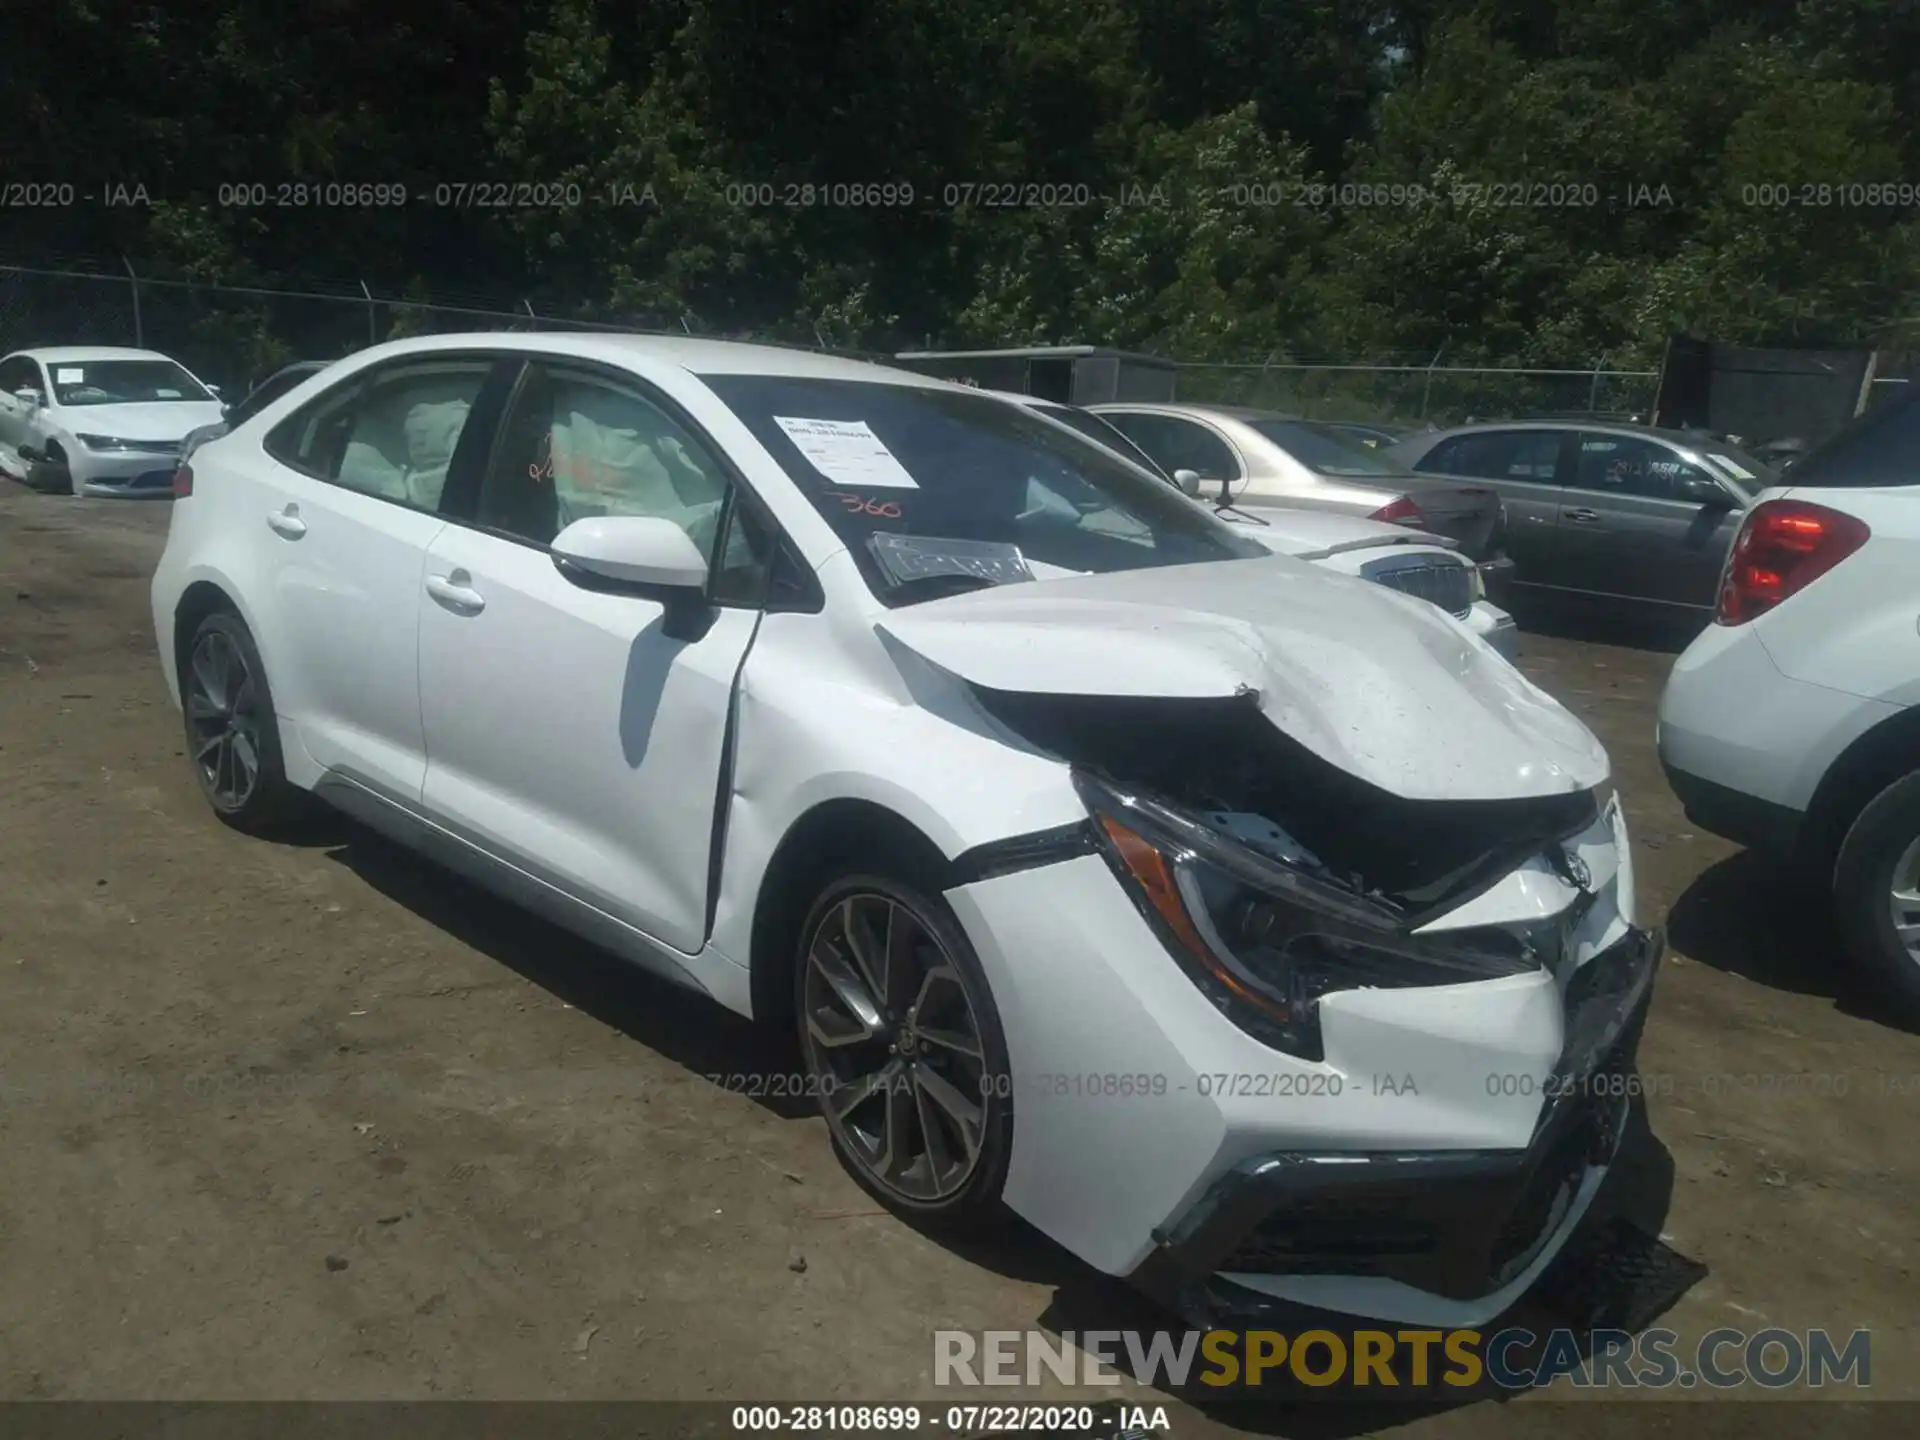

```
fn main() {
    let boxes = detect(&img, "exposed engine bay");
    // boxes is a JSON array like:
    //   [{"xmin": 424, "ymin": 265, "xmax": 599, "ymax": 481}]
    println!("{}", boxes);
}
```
[{"xmin": 972, "ymin": 685, "xmax": 1602, "ymax": 922}]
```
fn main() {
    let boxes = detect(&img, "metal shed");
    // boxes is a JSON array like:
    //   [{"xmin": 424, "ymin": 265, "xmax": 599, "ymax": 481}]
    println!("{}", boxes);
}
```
[{"xmin": 891, "ymin": 346, "xmax": 1178, "ymax": 406}]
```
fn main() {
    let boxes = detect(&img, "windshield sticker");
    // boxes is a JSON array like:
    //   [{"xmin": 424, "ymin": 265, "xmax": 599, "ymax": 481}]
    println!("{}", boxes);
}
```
[
  {"xmin": 54, "ymin": 368, "xmax": 84, "ymax": 384},
  {"xmin": 156, "ymin": 389, "xmax": 182, "ymax": 398},
  {"xmin": 1716, "ymin": 457, "xmax": 1757, "ymax": 481},
  {"xmin": 826, "ymin": 490, "xmax": 904, "ymax": 518},
  {"xmin": 869, "ymin": 533, "xmax": 1033, "ymax": 588},
  {"xmin": 774, "ymin": 416, "xmax": 919, "ymax": 489}
]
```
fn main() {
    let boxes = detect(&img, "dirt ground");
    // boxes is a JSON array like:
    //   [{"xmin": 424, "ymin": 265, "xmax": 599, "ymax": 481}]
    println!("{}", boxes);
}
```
[{"xmin": 0, "ymin": 485, "xmax": 1914, "ymax": 1435}]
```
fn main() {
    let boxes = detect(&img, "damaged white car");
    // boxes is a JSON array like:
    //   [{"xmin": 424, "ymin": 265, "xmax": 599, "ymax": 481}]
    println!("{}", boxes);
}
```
[{"xmin": 151, "ymin": 334, "xmax": 1659, "ymax": 1327}]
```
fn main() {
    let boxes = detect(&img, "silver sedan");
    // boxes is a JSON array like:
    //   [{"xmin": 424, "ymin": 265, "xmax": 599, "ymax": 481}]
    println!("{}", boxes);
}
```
[{"xmin": 1090, "ymin": 401, "xmax": 1507, "ymax": 563}]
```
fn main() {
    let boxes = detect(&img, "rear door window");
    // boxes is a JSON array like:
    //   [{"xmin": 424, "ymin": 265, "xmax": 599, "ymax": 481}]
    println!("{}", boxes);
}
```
[
  {"xmin": 264, "ymin": 359, "xmax": 491, "ymax": 511},
  {"xmin": 1425, "ymin": 430, "xmax": 1564, "ymax": 481}
]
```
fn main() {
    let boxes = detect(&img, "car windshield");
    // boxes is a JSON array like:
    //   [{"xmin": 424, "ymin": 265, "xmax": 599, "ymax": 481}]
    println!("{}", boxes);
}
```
[
  {"xmin": 702, "ymin": 375, "xmax": 1266, "ymax": 605},
  {"xmin": 1252, "ymin": 419, "xmax": 1415, "ymax": 477},
  {"xmin": 47, "ymin": 359, "xmax": 212, "ymax": 406},
  {"xmin": 229, "ymin": 365, "xmax": 325, "ymax": 426},
  {"xmin": 1030, "ymin": 402, "xmax": 1173, "ymax": 480}
]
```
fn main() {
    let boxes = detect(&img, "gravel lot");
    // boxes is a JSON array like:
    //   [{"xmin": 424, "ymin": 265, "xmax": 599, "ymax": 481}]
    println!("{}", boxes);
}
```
[{"xmin": 0, "ymin": 486, "xmax": 1913, "ymax": 1434}]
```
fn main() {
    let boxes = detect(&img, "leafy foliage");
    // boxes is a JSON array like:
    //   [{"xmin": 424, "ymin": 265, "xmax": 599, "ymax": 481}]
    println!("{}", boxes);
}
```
[{"xmin": 3, "ymin": 0, "xmax": 1917, "ymax": 364}]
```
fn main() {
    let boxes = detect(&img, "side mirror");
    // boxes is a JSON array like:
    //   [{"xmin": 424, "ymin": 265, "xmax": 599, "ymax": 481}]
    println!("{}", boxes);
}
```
[
  {"xmin": 552, "ymin": 515, "xmax": 709, "ymax": 590},
  {"xmin": 14, "ymin": 386, "xmax": 43, "ymax": 408},
  {"xmin": 1679, "ymin": 475, "xmax": 1734, "ymax": 508},
  {"xmin": 1172, "ymin": 467, "xmax": 1202, "ymax": 497}
]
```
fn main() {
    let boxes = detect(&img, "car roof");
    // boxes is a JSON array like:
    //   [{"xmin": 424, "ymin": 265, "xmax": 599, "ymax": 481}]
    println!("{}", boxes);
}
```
[
  {"xmin": 14, "ymin": 345, "xmax": 180, "ymax": 364},
  {"xmin": 1403, "ymin": 418, "xmax": 1740, "ymax": 448},
  {"xmin": 893, "ymin": 345, "xmax": 1176, "ymax": 363},
  {"xmin": 317, "ymin": 332, "xmax": 959, "ymax": 389},
  {"xmin": 1091, "ymin": 401, "xmax": 1302, "ymax": 422}
]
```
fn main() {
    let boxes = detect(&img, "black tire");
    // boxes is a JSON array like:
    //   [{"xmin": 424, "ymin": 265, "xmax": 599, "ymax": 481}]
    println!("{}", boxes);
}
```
[
  {"xmin": 793, "ymin": 871, "xmax": 1014, "ymax": 1232},
  {"xmin": 179, "ymin": 610, "xmax": 304, "ymax": 834},
  {"xmin": 1832, "ymin": 769, "xmax": 1920, "ymax": 1023}
]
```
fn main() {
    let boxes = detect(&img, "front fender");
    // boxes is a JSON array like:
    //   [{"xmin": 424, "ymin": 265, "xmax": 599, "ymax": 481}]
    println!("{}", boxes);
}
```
[{"xmin": 705, "ymin": 607, "xmax": 1085, "ymax": 973}]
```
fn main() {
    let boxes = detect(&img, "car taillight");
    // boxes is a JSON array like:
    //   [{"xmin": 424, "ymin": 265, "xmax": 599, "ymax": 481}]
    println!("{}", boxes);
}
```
[
  {"xmin": 172, "ymin": 463, "xmax": 193, "ymax": 498},
  {"xmin": 1369, "ymin": 495, "xmax": 1426, "ymax": 527},
  {"xmin": 1714, "ymin": 498, "xmax": 1869, "ymax": 626}
]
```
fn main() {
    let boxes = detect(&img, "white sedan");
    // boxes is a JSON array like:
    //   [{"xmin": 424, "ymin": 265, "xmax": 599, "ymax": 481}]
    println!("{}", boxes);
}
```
[
  {"xmin": 151, "ymin": 333, "xmax": 1656, "ymax": 1327},
  {"xmin": 0, "ymin": 346, "xmax": 226, "ymax": 496}
]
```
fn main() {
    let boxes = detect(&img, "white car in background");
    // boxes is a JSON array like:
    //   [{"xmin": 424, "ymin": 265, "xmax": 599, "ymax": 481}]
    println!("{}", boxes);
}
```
[
  {"xmin": 153, "ymin": 333, "xmax": 1655, "ymax": 1326},
  {"xmin": 1659, "ymin": 388, "xmax": 1920, "ymax": 1017},
  {"xmin": 0, "ymin": 346, "xmax": 225, "ymax": 496},
  {"xmin": 1002, "ymin": 393, "xmax": 1519, "ymax": 660}
]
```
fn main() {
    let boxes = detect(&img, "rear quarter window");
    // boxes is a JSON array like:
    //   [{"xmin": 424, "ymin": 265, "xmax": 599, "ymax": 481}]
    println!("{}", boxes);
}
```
[{"xmin": 1788, "ymin": 389, "xmax": 1920, "ymax": 488}]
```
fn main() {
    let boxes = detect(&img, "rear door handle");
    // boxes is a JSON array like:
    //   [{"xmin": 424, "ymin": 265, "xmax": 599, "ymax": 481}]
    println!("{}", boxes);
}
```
[
  {"xmin": 266, "ymin": 505, "xmax": 307, "ymax": 539},
  {"xmin": 425, "ymin": 572, "xmax": 486, "ymax": 615},
  {"xmin": 1565, "ymin": 508, "xmax": 1600, "ymax": 523}
]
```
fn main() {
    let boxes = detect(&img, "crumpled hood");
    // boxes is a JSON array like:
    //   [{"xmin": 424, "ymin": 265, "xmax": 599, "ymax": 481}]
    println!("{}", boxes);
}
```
[{"xmin": 875, "ymin": 556, "xmax": 1608, "ymax": 801}]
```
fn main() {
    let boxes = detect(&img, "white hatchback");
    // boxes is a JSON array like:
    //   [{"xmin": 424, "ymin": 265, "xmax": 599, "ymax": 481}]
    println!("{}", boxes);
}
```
[{"xmin": 152, "ymin": 333, "xmax": 1656, "ymax": 1327}]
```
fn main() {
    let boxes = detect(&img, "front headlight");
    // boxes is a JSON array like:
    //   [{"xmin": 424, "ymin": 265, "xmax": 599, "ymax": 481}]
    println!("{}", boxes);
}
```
[
  {"xmin": 1075, "ymin": 771, "xmax": 1545, "ymax": 1060},
  {"xmin": 75, "ymin": 434, "xmax": 135, "ymax": 452}
]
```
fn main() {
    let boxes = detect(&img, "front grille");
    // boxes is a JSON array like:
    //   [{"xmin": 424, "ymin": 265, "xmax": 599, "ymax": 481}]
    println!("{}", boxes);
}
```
[
  {"xmin": 1216, "ymin": 1096, "xmax": 1615, "ymax": 1288},
  {"xmin": 1366, "ymin": 560, "xmax": 1474, "ymax": 618},
  {"xmin": 1222, "ymin": 1200, "xmax": 1438, "ymax": 1274}
]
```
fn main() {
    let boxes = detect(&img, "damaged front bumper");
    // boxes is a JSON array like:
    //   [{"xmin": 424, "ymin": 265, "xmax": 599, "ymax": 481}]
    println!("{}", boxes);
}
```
[{"xmin": 1126, "ymin": 925, "xmax": 1660, "ymax": 1328}]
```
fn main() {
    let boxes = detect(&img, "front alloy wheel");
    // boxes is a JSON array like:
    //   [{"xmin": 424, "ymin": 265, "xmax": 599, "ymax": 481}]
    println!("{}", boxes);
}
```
[{"xmin": 797, "ymin": 878, "xmax": 1010, "ymax": 1219}]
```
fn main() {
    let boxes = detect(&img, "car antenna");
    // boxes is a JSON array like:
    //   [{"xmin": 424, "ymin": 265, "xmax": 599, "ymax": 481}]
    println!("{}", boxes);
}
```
[{"xmin": 1211, "ymin": 482, "xmax": 1270, "ymax": 526}]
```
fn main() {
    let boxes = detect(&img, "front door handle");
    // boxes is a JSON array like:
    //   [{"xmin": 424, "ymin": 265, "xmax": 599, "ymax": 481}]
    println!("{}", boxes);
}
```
[
  {"xmin": 1565, "ymin": 507, "xmax": 1600, "ymax": 523},
  {"xmin": 425, "ymin": 572, "xmax": 486, "ymax": 615},
  {"xmin": 266, "ymin": 505, "xmax": 307, "ymax": 539}
]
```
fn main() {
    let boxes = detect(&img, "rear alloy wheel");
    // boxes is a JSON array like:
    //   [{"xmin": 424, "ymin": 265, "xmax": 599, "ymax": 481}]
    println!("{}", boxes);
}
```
[
  {"xmin": 1833, "ymin": 770, "xmax": 1920, "ymax": 1023},
  {"xmin": 182, "ymin": 612, "xmax": 301, "ymax": 833},
  {"xmin": 795, "ymin": 875, "xmax": 1013, "ymax": 1227}
]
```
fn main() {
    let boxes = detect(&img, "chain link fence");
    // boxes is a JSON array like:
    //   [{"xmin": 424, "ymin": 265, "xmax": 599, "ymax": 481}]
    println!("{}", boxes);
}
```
[
  {"xmin": 1169, "ymin": 360, "xmax": 1661, "ymax": 429},
  {"xmin": 3, "ymin": 260, "xmax": 1682, "ymax": 426},
  {"xmin": 0, "ymin": 262, "xmax": 657, "ymax": 395}
]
